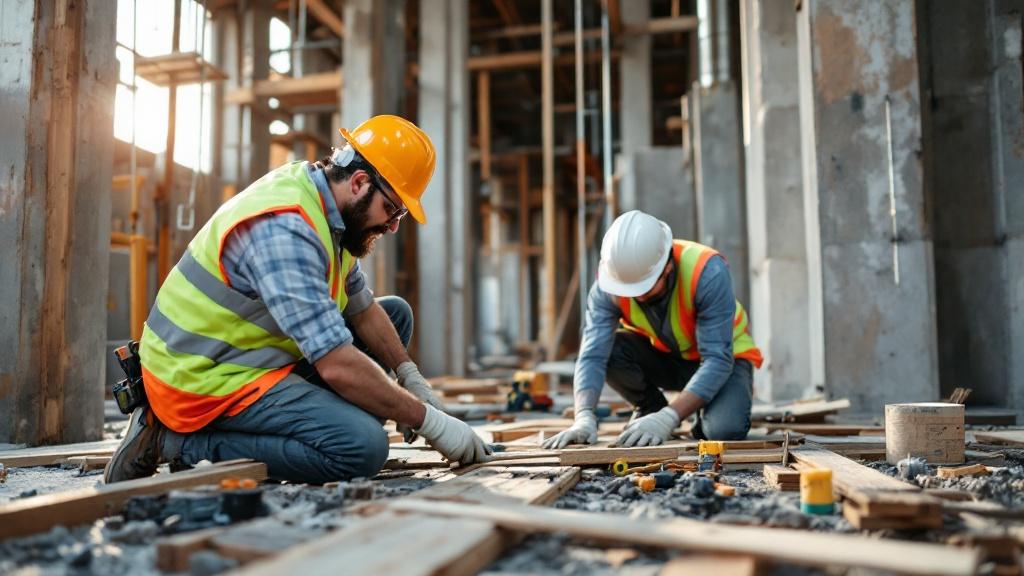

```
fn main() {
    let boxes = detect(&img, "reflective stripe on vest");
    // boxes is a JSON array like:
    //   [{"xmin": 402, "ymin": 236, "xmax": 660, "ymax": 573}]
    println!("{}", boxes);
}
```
[
  {"xmin": 618, "ymin": 240, "xmax": 763, "ymax": 368},
  {"xmin": 139, "ymin": 161, "xmax": 356, "ymax": 432}
]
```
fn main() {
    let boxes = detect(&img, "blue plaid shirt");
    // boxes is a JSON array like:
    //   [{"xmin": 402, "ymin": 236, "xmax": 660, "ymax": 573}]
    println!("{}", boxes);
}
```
[{"xmin": 220, "ymin": 163, "xmax": 374, "ymax": 363}]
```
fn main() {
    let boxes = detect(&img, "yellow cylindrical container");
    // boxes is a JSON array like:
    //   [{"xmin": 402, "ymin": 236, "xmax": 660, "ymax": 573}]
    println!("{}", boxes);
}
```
[
  {"xmin": 698, "ymin": 440, "xmax": 725, "ymax": 457},
  {"xmin": 800, "ymin": 468, "xmax": 834, "ymax": 515}
]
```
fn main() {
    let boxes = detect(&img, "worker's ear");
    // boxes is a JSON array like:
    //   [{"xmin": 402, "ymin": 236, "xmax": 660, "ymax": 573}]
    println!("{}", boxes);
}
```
[{"xmin": 350, "ymin": 170, "xmax": 371, "ymax": 198}]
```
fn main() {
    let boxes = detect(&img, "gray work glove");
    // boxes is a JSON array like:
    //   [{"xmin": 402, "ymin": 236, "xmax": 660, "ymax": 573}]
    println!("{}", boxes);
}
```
[
  {"xmin": 616, "ymin": 406, "xmax": 681, "ymax": 447},
  {"xmin": 541, "ymin": 408, "xmax": 599, "ymax": 449},
  {"xmin": 415, "ymin": 404, "xmax": 492, "ymax": 465},
  {"xmin": 396, "ymin": 361, "xmax": 447, "ymax": 443}
]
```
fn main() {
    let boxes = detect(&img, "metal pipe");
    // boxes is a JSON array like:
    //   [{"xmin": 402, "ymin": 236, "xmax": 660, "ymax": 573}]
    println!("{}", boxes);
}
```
[
  {"xmin": 601, "ymin": 0, "xmax": 614, "ymax": 228},
  {"xmin": 697, "ymin": 0, "xmax": 730, "ymax": 87},
  {"xmin": 885, "ymin": 96, "xmax": 900, "ymax": 286},
  {"xmin": 575, "ymin": 0, "xmax": 587, "ymax": 333}
]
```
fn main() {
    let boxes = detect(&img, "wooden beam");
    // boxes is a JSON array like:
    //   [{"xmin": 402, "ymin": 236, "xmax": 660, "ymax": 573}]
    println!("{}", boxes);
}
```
[
  {"xmin": 385, "ymin": 500, "xmax": 981, "ymax": 576},
  {"xmin": 477, "ymin": 71, "xmax": 491, "ymax": 180},
  {"xmin": 304, "ymin": 0, "xmax": 344, "ymax": 37},
  {"xmin": 411, "ymin": 466, "xmax": 579, "ymax": 507},
  {"xmin": 558, "ymin": 446, "xmax": 784, "ymax": 467},
  {"xmin": 225, "ymin": 70, "xmax": 343, "ymax": 107},
  {"xmin": 541, "ymin": 0, "xmax": 556, "ymax": 361},
  {"xmin": 467, "ymin": 49, "xmax": 621, "ymax": 71},
  {"xmin": 0, "ymin": 439, "xmax": 121, "ymax": 468},
  {"xmin": 0, "ymin": 461, "xmax": 268, "ymax": 540},
  {"xmin": 518, "ymin": 155, "xmax": 530, "ymax": 342},
  {"xmin": 789, "ymin": 447, "xmax": 916, "ymax": 497}
]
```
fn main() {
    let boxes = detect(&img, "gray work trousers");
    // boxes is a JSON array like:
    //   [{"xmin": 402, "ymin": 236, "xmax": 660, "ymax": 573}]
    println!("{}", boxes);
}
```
[
  {"xmin": 167, "ymin": 296, "xmax": 412, "ymax": 484},
  {"xmin": 605, "ymin": 330, "xmax": 753, "ymax": 440}
]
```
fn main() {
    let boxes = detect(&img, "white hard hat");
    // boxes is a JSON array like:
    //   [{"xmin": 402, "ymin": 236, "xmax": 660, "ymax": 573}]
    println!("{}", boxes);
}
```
[{"xmin": 597, "ymin": 210, "xmax": 673, "ymax": 297}]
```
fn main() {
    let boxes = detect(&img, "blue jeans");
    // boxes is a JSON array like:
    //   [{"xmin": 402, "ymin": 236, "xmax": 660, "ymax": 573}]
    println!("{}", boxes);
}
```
[
  {"xmin": 605, "ymin": 330, "xmax": 753, "ymax": 440},
  {"xmin": 168, "ymin": 296, "xmax": 413, "ymax": 484}
]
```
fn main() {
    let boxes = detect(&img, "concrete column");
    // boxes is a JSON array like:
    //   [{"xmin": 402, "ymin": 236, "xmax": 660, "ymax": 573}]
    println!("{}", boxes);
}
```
[
  {"xmin": 417, "ymin": 0, "xmax": 470, "ymax": 376},
  {"xmin": 741, "ymin": 0, "xmax": 810, "ymax": 401},
  {"xmin": 0, "ymin": 0, "xmax": 117, "ymax": 444},
  {"xmin": 797, "ymin": 0, "xmax": 938, "ymax": 412},
  {"xmin": 619, "ymin": 0, "xmax": 652, "ymax": 155},
  {"xmin": 343, "ymin": 0, "xmax": 406, "ymax": 295},
  {"xmin": 219, "ymin": 1, "xmax": 270, "ymax": 188}
]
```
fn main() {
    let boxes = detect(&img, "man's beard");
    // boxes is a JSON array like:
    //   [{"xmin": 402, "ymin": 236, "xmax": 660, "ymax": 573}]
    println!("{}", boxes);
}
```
[{"xmin": 340, "ymin": 190, "xmax": 390, "ymax": 258}]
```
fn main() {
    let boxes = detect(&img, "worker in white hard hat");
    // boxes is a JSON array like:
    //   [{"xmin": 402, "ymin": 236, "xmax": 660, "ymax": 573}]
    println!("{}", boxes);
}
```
[{"xmin": 543, "ymin": 210, "xmax": 763, "ymax": 448}]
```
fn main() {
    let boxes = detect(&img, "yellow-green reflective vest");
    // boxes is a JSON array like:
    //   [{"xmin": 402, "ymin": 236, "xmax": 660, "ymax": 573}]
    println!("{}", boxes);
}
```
[
  {"xmin": 618, "ymin": 240, "xmax": 763, "ymax": 368},
  {"xmin": 139, "ymin": 162, "xmax": 355, "ymax": 432}
]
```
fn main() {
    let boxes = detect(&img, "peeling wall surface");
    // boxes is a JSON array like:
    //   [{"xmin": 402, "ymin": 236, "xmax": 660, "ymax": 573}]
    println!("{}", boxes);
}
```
[
  {"xmin": 0, "ymin": 0, "xmax": 116, "ymax": 444},
  {"xmin": 799, "ymin": 0, "xmax": 938, "ymax": 412}
]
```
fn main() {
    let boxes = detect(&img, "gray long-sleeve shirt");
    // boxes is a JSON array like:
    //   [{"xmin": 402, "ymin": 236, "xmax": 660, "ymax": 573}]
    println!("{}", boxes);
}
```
[{"xmin": 574, "ymin": 254, "xmax": 738, "ymax": 412}]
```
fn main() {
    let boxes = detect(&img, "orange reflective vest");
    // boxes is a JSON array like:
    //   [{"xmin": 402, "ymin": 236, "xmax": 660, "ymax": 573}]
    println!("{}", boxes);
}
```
[
  {"xmin": 139, "ymin": 162, "xmax": 356, "ymax": 432},
  {"xmin": 618, "ymin": 240, "xmax": 763, "ymax": 368}
]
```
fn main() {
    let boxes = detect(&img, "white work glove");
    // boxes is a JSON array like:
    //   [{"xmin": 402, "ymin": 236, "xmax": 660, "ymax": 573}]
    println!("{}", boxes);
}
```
[
  {"xmin": 396, "ymin": 362, "xmax": 446, "ymax": 412},
  {"xmin": 616, "ymin": 406, "xmax": 681, "ymax": 447},
  {"xmin": 415, "ymin": 404, "xmax": 492, "ymax": 465},
  {"xmin": 541, "ymin": 408, "xmax": 599, "ymax": 449},
  {"xmin": 396, "ymin": 362, "xmax": 446, "ymax": 444}
]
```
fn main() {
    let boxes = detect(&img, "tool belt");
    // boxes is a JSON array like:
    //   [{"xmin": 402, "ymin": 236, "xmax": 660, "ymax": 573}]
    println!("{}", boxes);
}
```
[{"xmin": 112, "ymin": 341, "xmax": 148, "ymax": 414}]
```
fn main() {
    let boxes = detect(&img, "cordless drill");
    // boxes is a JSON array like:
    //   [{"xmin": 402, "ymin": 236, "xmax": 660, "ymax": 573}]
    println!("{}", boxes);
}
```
[{"xmin": 112, "ymin": 341, "xmax": 148, "ymax": 414}]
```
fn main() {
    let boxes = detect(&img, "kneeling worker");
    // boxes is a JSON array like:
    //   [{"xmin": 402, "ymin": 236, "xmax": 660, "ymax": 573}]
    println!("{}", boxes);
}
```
[
  {"xmin": 105, "ymin": 115, "xmax": 490, "ymax": 484},
  {"xmin": 544, "ymin": 210, "xmax": 762, "ymax": 449}
]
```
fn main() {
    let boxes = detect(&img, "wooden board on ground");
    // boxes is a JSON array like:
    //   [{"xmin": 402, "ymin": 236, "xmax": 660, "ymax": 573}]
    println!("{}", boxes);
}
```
[
  {"xmin": 660, "ymin": 555, "xmax": 759, "ymax": 576},
  {"xmin": 558, "ymin": 446, "xmax": 783, "ymax": 467},
  {"xmin": 804, "ymin": 434, "xmax": 887, "ymax": 454},
  {"xmin": 964, "ymin": 408, "xmax": 1017, "ymax": 426},
  {"xmin": 0, "ymin": 439, "xmax": 121, "ymax": 468},
  {"xmin": 411, "ymin": 465, "xmax": 580, "ymax": 507},
  {"xmin": 384, "ymin": 447, "xmax": 450, "ymax": 470},
  {"xmin": 0, "ymin": 460, "xmax": 267, "ymax": 540},
  {"xmin": 763, "ymin": 464, "xmax": 800, "ymax": 491},
  {"xmin": 758, "ymin": 423, "xmax": 884, "ymax": 436},
  {"xmin": 228, "ymin": 511, "xmax": 504, "ymax": 576},
  {"xmin": 972, "ymin": 430, "xmax": 1024, "ymax": 448},
  {"xmin": 385, "ymin": 499, "xmax": 980, "ymax": 576},
  {"xmin": 789, "ymin": 447, "xmax": 916, "ymax": 496},
  {"xmin": 751, "ymin": 398, "xmax": 851, "ymax": 423}
]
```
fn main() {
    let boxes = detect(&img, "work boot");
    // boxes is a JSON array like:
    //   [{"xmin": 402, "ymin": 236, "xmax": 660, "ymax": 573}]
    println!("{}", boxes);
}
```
[{"xmin": 103, "ymin": 406, "xmax": 167, "ymax": 484}]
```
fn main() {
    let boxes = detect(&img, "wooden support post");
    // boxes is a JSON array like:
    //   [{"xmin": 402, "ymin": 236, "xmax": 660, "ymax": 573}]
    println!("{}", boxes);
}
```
[
  {"xmin": 518, "ymin": 155, "xmax": 530, "ymax": 343},
  {"xmin": 541, "ymin": 0, "xmax": 557, "ymax": 361},
  {"xmin": 477, "ymin": 71, "xmax": 492, "ymax": 181}
]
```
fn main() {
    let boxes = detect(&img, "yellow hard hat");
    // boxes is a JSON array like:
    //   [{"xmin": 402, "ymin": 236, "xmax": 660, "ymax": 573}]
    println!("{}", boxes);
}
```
[{"xmin": 338, "ymin": 115, "xmax": 436, "ymax": 224}]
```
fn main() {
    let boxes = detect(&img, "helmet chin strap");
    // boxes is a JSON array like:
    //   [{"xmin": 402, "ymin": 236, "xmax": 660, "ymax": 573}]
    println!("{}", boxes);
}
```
[{"xmin": 331, "ymin": 144, "xmax": 355, "ymax": 167}]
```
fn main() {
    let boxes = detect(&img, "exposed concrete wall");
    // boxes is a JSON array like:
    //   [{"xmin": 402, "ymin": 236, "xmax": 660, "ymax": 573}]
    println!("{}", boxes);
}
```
[
  {"xmin": 0, "ymin": 0, "xmax": 116, "ymax": 444},
  {"xmin": 692, "ymin": 82, "xmax": 750, "ymax": 308},
  {"xmin": 417, "ymin": 0, "xmax": 471, "ymax": 376},
  {"xmin": 343, "ymin": 0, "xmax": 405, "ymax": 296},
  {"xmin": 620, "ymin": 0, "xmax": 652, "ymax": 154},
  {"xmin": 741, "ymin": 0, "xmax": 810, "ymax": 402},
  {"xmin": 617, "ymin": 148, "xmax": 697, "ymax": 241},
  {"xmin": 797, "ymin": 0, "xmax": 938, "ymax": 412},
  {"xmin": 919, "ymin": 0, "xmax": 1024, "ymax": 410}
]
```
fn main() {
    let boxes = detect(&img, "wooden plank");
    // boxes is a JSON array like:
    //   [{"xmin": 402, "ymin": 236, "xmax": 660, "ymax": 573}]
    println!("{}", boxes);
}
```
[
  {"xmin": 0, "ymin": 461, "xmax": 267, "ymax": 540},
  {"xmin": 936, "ymin": 463, "xmax": 989, "ymax": 479},
  {"xmin": 789, "ymin": 447, "xmax": 917, "ymax": 497},
  {"xmin": 559, "ymin": 446, "xmax": 783, "ymax": 466},
  {"xmin": 763, "ymin": 464, "xmax": 800, "ymax": 491},
  {"xmin": 156, "ymin": 526, "xmax": 231, "ymax": 572},
  {"xmin": 411, "ymin": 466, "xmax": 579, "ymax": 507},
  {"xmin": 972, "ymin": 430, "xmax": 1024, "ymax": 447},
  {"xmin": 212, "ymin": 517, "xmax": 323, "ymax": 564},
  {"xmin": 385, "ymin": 500, "xmax": 981, "ymax": 576},
  {"xmin": 305, "ymin": 0, "xmax": 344, "ymax": 37},
  {"xmin": 759, "ymin": 423, "xmax": 884, "ymax": 436},
  {"xmin": 0, "ymin": 439, "xmax": 121, "ymax": 468},
  {"xmin": 660, "ymin": 555, "xmax": 758, "ymax": 576},
  {"xmin": 384, "ymin": 447, "xmax": 450, "ymax": 470},
  {"xmin": 229, "ymin": 511, "xmax": 503, "ymax": 576},
  {"xmin": 751, "ymin": 399, "xmax": 851, "ymax": 422}
]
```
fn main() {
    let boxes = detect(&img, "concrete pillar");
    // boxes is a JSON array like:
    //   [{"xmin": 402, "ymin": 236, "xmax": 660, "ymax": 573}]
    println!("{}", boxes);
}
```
[
  {"xmin": 797, "ymin": 0, "xmax": 938, "ymax": 412},
  {"xmin": 417, "ymin": 0, "xmax": 471, "ymax": 376},
  {"xmin": 741, "ymin": 0, "xmax": 810, "ymax": 401},
  {"xmin": 0, "ymin": 0, "xmax": 117, "ymax": 444},
  {"xmin": 219, "ymin": 1, "xmax": 270, "ymax": 188},
  {"xmin": 343, "ymin": 0, "xmax": 406, "ymax": 296},
  {"xmin": 619, "ymin": 0, "xmax": 652, "ymax": 155}
]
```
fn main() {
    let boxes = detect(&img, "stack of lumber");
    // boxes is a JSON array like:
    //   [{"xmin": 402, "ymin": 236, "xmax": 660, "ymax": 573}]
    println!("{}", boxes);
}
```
[
  {"xmin": 762, "ymin": 464, "xmax": 800, "ymax": 492},
  {"xmin": 790, "ymin": 447, "xmax": 942, "ymax": 531}
]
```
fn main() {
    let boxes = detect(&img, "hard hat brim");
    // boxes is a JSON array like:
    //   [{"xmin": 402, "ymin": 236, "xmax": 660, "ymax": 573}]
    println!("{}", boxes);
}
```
[
  {"xmin": 339, "ymin": 127, "xmax": 428, "ymax": 224},
  {"xmin": 597, "ymin": 258, "xmax": 663, "ymax": 298}
]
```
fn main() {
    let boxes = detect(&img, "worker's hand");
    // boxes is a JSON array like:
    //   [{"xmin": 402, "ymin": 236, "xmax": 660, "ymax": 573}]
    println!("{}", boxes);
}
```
[
  {"xmin": 616, "ymin": 406, "xmax": 681, "ymax": 447},
  {"xmin": 541, "ymin": 408, "xmax": 598, "ymax": 449},
  {"xmin": 415, "ymin": 404, "xmax": 492, "ymax": 465},
  {"xmin": 396, "ymin": 362, "xmax": 446, "ymax": 412}
]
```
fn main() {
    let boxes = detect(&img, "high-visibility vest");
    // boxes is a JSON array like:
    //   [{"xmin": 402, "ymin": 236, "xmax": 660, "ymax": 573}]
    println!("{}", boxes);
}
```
[
  {"xmin": 618, "ymin": 240, "xmax": 763, "ymax": 368},
  {"xmin": 139, "ymin": 162, "xmax": 356, "ymax": 432}
]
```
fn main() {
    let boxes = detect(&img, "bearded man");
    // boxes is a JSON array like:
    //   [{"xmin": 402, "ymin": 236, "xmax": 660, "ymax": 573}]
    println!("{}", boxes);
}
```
[{"xmin": 104, "ymin": 115, "xmax": 490, "ymax": 485}]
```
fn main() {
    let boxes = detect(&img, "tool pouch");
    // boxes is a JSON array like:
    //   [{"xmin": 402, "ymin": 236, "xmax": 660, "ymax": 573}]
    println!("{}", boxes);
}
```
[{"xmin": 112, "ymin": 341, "xmax": 148, "ymax": 414}]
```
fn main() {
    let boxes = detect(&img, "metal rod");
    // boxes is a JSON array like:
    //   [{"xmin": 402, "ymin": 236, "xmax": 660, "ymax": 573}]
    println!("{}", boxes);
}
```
[
  {"xmin": 575, "ymin": 0, "xmax": 587, "ymax": 334},
  {"xmin": 885, "ymin": 95, "xmax": 899, "ymax": 286},
  {"xmin": 541, "ymin": 0, "xmax": 557, "ymax": 360},
  {"xmin": 601, "ymin": 0, "xmax": 614, "ymax": 228}
]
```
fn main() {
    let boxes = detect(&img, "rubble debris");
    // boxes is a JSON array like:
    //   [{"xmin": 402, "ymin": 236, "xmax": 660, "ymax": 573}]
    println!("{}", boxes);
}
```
[{"xmin": 896, "ymin": 455, "xmax": 929, "ymax": 480}]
